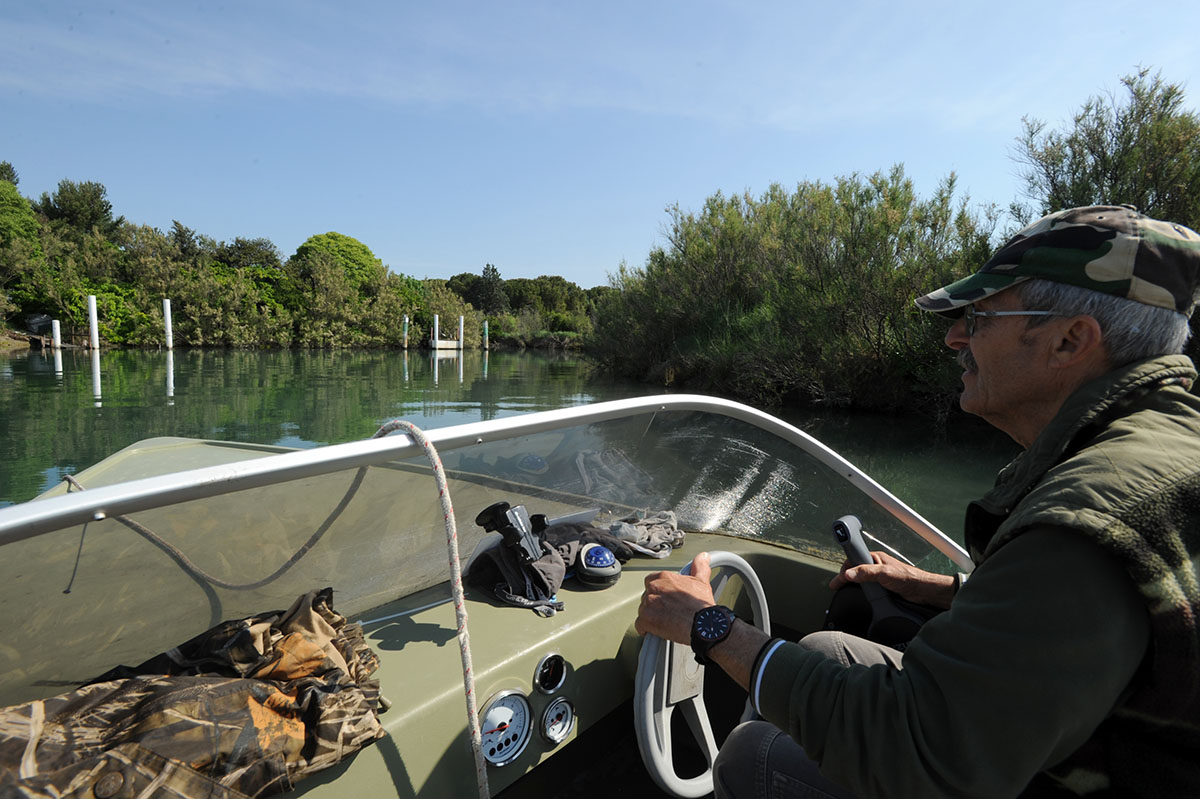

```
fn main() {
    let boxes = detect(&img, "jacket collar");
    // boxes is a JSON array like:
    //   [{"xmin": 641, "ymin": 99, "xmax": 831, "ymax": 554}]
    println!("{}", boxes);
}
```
[{"xmin": 964, "ymin": 355, "xmax": 1197, "ymax": 560}]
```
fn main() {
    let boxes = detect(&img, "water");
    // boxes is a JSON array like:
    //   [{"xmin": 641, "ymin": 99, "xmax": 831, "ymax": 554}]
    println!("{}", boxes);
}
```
[{"xmin": 0, "ymin": 348, "xmax": 1018, "ymax": 535}]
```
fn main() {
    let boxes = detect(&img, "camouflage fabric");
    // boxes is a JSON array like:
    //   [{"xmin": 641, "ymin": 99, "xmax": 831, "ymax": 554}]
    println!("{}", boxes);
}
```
[
  {"xmin": 915, "ymin": 205, "xmax": 1200, "ymax": 316},
  {"xmin": 0, "ymin": 588, "xmax": 385, "ymax": 798}
]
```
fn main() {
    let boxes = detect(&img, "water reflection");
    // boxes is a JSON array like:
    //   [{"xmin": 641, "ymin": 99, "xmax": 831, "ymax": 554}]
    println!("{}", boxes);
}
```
[
  {"xmin": 90, "ymin": 349, "xmax": 102, "ymax": 407},
  {"xmin": 0, "ymin": 348, "xmax": 632, "ymax": 506}
]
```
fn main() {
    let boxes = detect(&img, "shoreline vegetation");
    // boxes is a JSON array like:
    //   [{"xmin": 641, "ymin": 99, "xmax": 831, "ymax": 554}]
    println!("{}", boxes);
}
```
[{"xmin": 4, "ymin": 70, "xmax": 1200, "ymax": 417}]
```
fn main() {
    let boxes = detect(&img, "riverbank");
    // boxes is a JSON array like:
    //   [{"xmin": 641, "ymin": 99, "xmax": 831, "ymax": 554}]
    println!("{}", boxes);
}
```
[{"xmin": 0, "ymin": 330, "xmax": 29, "ymax": 352}]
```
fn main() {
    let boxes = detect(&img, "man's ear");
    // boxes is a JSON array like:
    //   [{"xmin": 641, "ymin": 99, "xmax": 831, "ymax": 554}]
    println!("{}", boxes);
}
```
[{"xmin": 1050, "ymin": 315, "xmax": 1106, "ymax": 368}]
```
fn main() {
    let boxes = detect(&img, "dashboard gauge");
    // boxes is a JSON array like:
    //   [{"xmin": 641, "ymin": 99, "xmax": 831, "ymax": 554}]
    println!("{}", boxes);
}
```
[
  {"xmin": 541, "ymin": 697, "xmax": 575, "ymax": 744},
  {"xmin": 534, "ymin": 653, "xmax": 567, "ymax": 694},
  {"xmin": 480, "ymin": 691, "xmax": 532, "ymax": 767}
]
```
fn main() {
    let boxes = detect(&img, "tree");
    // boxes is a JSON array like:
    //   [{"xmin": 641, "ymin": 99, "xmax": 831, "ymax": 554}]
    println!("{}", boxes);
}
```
[
  {"xmin": 0, "ymin": 181, "xmax": 41, "ymax": 318},
  {"xmin": 0, "ymin": 161, "xmax": 17, "ymax": 186},
  {"xmin": 447, "ymin": 272, "xmax": 483, "ymax": 307},
  {"xmin": 1012, "ymin": 69, "xmax": 1200, "ymax": 228},
  {"xmin": 478, "ymin": 263, "xmax": 509, "ymax": 314},
  {"xmin": 0, "ymin": 180, "xmax": 39, "ymax": 250},
  {"xmin": 291, "ymin": 232, "xmax": 384, "ymax": 292},
  {"xmin": 35, "ymin": 179, "xmax": 125, "ymax": 240}
]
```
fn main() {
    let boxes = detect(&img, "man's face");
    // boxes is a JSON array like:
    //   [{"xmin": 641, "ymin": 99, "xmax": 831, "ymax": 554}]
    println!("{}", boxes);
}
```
[{"xmin": 943, "ymin": 290, "xmax": 1061, "ymax": 442}]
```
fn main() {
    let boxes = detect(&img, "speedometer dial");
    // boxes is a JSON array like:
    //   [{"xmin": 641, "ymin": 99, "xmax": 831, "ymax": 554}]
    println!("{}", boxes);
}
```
[{"xmin": 480, "ymin": 691, "xmax": 532, "ymax": 767}]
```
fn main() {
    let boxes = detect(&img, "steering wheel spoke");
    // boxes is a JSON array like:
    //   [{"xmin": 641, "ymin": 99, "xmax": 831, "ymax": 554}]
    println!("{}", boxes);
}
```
[
  {"xmin": 634, "ymin": 551, "xmax": 771, "ymax": 798},
  {"xmin": 678, "ymin": 693, "xmax": 719, "ymax": 767}
]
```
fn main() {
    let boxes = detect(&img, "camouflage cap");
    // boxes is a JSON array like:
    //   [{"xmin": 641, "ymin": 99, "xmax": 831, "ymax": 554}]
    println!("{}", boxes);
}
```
[{"xmin": 915, "ymin": 205, "xmax": 1200, "ymax": 317}]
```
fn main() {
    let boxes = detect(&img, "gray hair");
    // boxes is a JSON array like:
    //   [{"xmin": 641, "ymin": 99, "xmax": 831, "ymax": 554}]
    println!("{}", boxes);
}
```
[{"xmin": 1017, "ymin": 279, "xmax": 1191, "ymax": 366}]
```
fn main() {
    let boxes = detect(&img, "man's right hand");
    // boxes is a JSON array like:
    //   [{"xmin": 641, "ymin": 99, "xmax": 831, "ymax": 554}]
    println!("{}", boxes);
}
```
[{"xmin": 829, "ymin": 552, "xmax": 957, "ymax": 609}]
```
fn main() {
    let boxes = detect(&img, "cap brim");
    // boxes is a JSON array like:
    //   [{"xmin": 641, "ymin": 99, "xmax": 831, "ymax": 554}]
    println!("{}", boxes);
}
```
[{"xmin": 914, "ymin": 273, "xmax": 1029, "ymax": 317}]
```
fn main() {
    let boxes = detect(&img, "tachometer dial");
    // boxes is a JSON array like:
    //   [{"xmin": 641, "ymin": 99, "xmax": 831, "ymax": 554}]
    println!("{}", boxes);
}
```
[
  {"xmin": 541, "ymin": 696, "xmax": 575, "ymax": 744},
  {"xmin": 480, "ymin": 691, "xmax": 532, "ymax": 767}
]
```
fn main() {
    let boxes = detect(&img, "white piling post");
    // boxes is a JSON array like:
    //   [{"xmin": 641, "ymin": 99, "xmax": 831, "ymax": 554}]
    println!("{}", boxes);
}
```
[
  {"xmin": 458, "ymin": 315, "xmax": 464, "ymax": 350},
  {"xmin": 483, "ymin": 320, "xmax": 489, "ymax": 351},
  {"xmin": 51, "ymin": 320, "xmax": 62, "ymax": 350},
  {"xmin": 403, "ymin": 314, "xmax": 409, "ymax": 350},
  {"xmin": 433, "ymin": 314, "xmax": 440, "ymax": 347},
  {"xmin": 163, "ymin": 298, "xmax": 173, "ymax": 350},
  {"xmin": 87, "ymin": 295, "xmax": 99, "ymax": 351}
]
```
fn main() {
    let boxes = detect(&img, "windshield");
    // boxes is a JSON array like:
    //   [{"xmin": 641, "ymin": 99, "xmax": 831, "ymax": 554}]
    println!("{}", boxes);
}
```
[{"xmin": 0, "ymin": 398, "xmax": 963, "ymax": 706}]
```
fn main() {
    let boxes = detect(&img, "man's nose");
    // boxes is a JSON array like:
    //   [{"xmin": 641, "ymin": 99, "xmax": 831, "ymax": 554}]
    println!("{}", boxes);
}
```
[{"xmin": 945, "ymin": 316, "xmax": 969, "ymax": 350}]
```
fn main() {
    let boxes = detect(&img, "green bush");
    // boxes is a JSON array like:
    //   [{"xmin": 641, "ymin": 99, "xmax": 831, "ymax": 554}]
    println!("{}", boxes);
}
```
[{"xmin": 588, "ymin": 168, "xmax": 998, "ymax": 412}]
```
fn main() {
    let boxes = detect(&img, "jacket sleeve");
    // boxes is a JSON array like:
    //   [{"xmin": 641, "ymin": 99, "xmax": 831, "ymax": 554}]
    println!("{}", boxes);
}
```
[{"xmin": 753, "ymin": 527, "xmax": 1149, "ymax": 798}]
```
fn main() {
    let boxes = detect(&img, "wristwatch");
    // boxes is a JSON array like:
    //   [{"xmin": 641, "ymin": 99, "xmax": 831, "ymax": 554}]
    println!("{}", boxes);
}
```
[{"xmin": 691, "ymin": 605, "xmax": 737, "ymax": 665}]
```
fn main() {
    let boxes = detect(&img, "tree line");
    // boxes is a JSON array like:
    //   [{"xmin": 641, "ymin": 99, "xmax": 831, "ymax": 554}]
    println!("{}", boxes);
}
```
[
  {"xmin": 0, "ymin": 173, "xmax": 601, "ymax": 350},
  {"xmin": 5, "ymin": 69, "xmax": 1199, "ymax": 413}
]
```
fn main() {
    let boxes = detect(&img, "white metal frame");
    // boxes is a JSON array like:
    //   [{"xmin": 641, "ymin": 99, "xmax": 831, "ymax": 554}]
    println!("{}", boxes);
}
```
[{"xmin": 0, "ymin": 395, "xmax": 972, "ymax": 568}]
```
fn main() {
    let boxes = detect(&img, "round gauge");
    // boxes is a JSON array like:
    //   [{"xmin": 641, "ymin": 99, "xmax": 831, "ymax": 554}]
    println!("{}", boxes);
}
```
[
  {"xmin": 541, "ymin": 697, "xmax": 575, "ymax": 744},
  {"xmin": 534, "ymin": 653, "xmax": 567, "ymax": 694},
  {"xmin": 479, "ymin": 691, "xmax": 532, "ymax": 767}
]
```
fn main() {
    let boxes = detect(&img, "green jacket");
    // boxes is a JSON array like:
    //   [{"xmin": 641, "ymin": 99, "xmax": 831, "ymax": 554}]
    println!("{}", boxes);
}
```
[
  {"xmin": 755, "ymin": 356, "xmax": 1200, "ymax": 797},
  {"xmin": 966, "ymin": 354, "xmax": 1200, "ymax": 796}
]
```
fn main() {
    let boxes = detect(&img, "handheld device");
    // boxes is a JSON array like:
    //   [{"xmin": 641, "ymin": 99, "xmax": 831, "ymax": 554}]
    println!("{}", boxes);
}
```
[{"xmin": 475, "ymin": 502, "xmax": 544, "ymax": 563}]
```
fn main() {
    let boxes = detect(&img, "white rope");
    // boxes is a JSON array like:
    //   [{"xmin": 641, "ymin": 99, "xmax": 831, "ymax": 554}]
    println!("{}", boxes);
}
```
[{"xmin": 375, "ymin": 420, "xmax": 489, "ymax": 799}]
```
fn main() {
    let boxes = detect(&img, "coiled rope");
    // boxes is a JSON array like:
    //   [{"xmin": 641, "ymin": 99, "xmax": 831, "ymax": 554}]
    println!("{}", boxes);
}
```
[{"xmin": 63, "ymin": 420, "xmax": 490, "ymax": 798}]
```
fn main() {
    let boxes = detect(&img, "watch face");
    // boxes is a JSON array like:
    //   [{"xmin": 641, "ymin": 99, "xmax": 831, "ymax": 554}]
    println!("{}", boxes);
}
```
[{"xmin": 696, "ymin": 607, "xmax": 732, "ymax": 642}]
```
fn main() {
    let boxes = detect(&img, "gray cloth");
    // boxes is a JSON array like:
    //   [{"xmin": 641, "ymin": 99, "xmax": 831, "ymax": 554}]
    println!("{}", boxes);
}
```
[{"xmin": 608, "ymin": 510, "xmax": 683, "ymax": 558}]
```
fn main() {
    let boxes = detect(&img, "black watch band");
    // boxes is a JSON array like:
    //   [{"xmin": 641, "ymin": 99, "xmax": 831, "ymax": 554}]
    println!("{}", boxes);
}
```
[{"xmin": 691, "ymin": 605, "xmax": 737, "ymax": 665}]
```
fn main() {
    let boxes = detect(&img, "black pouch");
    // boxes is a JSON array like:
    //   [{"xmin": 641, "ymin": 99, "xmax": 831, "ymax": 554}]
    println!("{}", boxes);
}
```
[{"xmin": 466, "ymin": 539, "xmax": 566, "ymax": 617}]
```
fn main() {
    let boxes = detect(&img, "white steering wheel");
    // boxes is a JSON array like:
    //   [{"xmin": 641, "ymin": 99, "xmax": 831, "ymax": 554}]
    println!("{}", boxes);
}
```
[{"xmin": 634, "ymin": 551, "xmax": 771, "ymax": 798}]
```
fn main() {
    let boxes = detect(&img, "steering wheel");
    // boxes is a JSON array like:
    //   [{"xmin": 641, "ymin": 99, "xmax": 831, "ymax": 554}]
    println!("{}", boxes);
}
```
[{"xmin": 634, "ymin": 551, "xmax": 771, "ymax": 798}]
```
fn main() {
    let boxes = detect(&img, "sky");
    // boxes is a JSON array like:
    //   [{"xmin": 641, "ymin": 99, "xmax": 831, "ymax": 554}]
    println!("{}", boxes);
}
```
[{"xmin": 4, "ymin": 1, "xmax": 1200, "ymax": 290}]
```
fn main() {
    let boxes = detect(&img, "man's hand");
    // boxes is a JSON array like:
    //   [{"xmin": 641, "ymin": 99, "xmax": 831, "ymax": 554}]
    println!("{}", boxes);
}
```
[
  {"xmin": 635, "ymin": 551, "xmax": 768, "ymax": 690},
  {"xmin": 635, "ymin": 551, "xmax": 718, "ymax": 644},
  {"xmin": 829, "ymin": 551, "xmax": 957, "ymax": 609}
]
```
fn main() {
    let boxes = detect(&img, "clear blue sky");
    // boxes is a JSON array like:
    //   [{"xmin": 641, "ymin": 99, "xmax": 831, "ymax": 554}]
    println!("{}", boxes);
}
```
[{"xmin": 4, "ymin": 1, "xmax": 1199, "ymax": 289}]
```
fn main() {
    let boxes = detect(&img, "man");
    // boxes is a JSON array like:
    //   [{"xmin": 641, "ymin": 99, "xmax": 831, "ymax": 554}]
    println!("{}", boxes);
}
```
[{"xmin": 636, "ymin": 205, "xmax": 1200, "ymax": 798}]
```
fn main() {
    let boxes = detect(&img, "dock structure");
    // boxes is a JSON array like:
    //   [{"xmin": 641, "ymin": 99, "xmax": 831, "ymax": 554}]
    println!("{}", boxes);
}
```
[{"xmin": 429, "ymin": 314, "xmax": 465, "ymax": 350}]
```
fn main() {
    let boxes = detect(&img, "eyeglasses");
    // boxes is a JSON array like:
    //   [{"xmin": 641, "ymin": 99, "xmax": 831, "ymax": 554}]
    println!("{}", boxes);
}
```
[{"xmin": 963, "ymin": 305, "xmax": 1057, "ymax": 336}]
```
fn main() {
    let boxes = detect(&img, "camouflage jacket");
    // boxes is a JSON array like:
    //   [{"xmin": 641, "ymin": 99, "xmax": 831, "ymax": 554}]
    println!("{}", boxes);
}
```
[{"xmin": 0, "ymin": 588, "xmax": 385, "ymax": 799}]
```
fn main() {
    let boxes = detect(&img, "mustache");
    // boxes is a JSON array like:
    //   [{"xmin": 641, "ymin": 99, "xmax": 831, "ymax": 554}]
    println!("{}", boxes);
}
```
[{"xmin": 958, "ymin": 349, "xmax": 977, "ymax": 373}]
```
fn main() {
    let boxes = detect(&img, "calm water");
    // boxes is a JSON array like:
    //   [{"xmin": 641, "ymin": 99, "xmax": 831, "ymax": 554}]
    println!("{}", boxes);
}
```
[{"xmin": 0, "ymin": 348, "xmax": 1017, "ymax": 535}]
